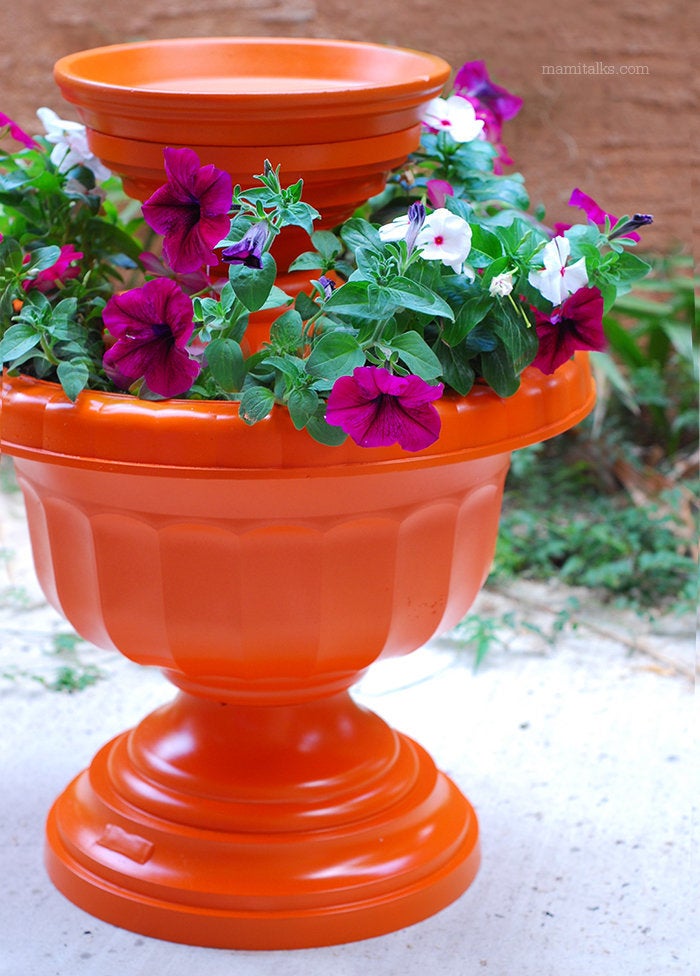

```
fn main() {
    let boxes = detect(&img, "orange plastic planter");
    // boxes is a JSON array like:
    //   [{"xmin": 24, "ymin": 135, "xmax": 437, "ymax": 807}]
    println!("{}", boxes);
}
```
[
  {"xmin": 0, "ymin": 357, "xmax": 594, "ymax": 948},
  {"xmin": 53, "ymin": 38, "xmax": 449, "ymax": 269}
]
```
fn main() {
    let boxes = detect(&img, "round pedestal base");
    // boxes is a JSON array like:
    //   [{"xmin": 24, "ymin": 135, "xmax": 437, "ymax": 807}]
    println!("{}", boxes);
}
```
[{"xmin": 44, "ymin": 691, "xmax": 479, "ymax": 949}]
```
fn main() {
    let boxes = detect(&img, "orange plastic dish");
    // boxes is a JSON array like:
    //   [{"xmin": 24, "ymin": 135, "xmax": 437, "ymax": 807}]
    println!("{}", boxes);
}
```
[
  {"xmin": 53, "ymin": 37, "xmax": 450, "ymax": 226},
  {"xmin": 53, "ymin": 37, "xmax": 451, "ymax": 144},
  {"xmin": 1, "ymin": 358, "xmax": 594, "ymax": 948}
]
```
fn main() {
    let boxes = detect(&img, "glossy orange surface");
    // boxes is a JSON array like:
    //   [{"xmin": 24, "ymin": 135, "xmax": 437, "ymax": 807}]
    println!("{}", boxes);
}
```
[
  {"xmin": 1, "ymin": 359, "xmax": 595, "ymax": 947},
  {"xmin": 53, "ymin": 38, "xmax": 449, "ymax": 234},
  {"xmin": 1, "ymin": 354, "xmax": 595, "ymax": 473}
]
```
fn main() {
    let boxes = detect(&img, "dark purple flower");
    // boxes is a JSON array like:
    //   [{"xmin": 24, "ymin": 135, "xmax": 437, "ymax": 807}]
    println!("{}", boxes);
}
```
[
  {"xmin": 325, "ymin": 366, "xmax": 444, "ymax": 451},
  {"xmin": 609, "ymin": 213, "xmax": 653, "ymax": 240},
  {"xmin": 0, "ymin": 111, "xmax": 38, "ymax": 149},
  {"xmin": 102, "ymin": 277, "xmax": 201, "ymax": 397},
  {"xmin": 453, "ymin": 61, "xmax": 523, "ymax": 125},
  {"xmin": 318, "ymin": 275, "xmax": 336, "ymax": 299},
  {"xmin": 531, "ymin": 286, "xmax": 606, "ymax": 375},
  {"xmin": 405, "ymin": 201, "xmax": 426, "ymax": 255},
  {"xmin": 220, "ymin": 221, "xmax": 269, "ymax": 268},
  {"xmin": 141, "ymin": 147, "xmax": 233, "ymax": 274}
]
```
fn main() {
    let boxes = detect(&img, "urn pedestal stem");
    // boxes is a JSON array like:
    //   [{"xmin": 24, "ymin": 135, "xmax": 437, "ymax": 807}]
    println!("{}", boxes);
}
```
[{"xmin": 45, "ymin": 689, "xmax": 480, "ymax": 949}]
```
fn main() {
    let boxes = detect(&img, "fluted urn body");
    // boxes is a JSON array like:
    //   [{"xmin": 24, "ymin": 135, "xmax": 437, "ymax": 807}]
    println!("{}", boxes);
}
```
[{"xmin": 0, "ymin": 356, "xmax": 595, "ymax": 948}]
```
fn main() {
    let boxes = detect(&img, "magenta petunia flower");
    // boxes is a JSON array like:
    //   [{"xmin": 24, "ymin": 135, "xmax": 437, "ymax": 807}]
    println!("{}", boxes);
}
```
[
  {"xmin": 453, "ymin": 61, "xmax": 523, "ymax": 126},
  {"xmin": 22, "ymin": 244, "xmax": 83, "ymax": 293},
  {"xmin": 102, "ymin": 277, "xmax": 201, "ymax": 397},
  {"xmin": 452, "ymin": 61, "xmax": 522, "ymax": 171},
  {"xmin": 531, "ymin": 286, "xmax": 606, "ymax": 375},
  {"xmin": 139, "ymin": 250, "xmax": 213, "ymax": 295},
  {"xmin": 141, "ymin": 147, "xmax": 233, "ymax": 274},
  {"xmin": 325, "ymin": 366, "xmax": 444, "ymax": 451},
  {"xmin": 426, "ymin": 179, "xmax": 454, "ymax": 209},
  {"xmin": 0, "ymin": 111, "xmax": 38, "ymax": 149},
  {"xmin": 557, "ymin": 189, "xmax": 651, "ymax": 242}
]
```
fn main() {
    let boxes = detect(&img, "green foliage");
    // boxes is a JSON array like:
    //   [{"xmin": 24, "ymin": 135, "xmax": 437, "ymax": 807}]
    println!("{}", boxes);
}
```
[
  {"xmin": 492, "ymin": 458, "xmax": 697, "ymax": 614},
  {"xmin": 2, "ymin": 94, "xmax": 655, "ymax": 448},
  {"xmin": 593, "ymin": 254, "xmax": 698, "ymax": 454},
  {"xmin": 0, "ymin": 137, "xmax": 146, "ymax": 399}
]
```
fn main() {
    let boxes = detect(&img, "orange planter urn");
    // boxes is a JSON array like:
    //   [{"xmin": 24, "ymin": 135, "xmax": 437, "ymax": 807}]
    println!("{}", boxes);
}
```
[
  {"xmin": 53, "ymin": 37, "xmax": 451, "ymax": 272},
  {"xmin": 0, "ymin": 357, "xmax": 595, "ymax": 948}
]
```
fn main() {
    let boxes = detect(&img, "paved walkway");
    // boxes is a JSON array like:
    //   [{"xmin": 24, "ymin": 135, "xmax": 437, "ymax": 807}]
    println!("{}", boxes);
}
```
[{"xmin": 0, "ymin": 460, "xmax": 695, "ymax": 976}]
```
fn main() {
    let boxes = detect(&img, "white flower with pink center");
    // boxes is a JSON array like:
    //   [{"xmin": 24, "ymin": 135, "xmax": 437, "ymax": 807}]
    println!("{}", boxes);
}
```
[
  {"xmin": 421, "ymin": 95, "xmax": 485, "ymax": 143},
  {"xmin": 414, "ymin": 208, "xmax": 473, "ymax": 274},
  {"xmin": 528, "ymin": 236, "xmax": 588, "ymax": 305}
]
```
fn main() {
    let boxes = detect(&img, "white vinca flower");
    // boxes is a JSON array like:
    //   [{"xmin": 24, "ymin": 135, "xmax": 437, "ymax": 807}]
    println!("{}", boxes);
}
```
[
  {"xmin": 36, "ymin": 107, "xmax": 111, "ymax": 182},
  {"xmin": 378, "ymin": 213, "xmax": 411, "ymax": 243},
  {"xmin": 528, "ymin": 236, "xmax": 588, "ymax": 305},
  {"xmin": 489, "ymin": 271, "xmax": 515, "ymax": 297},
  {"xmin": 414, "ymin": 208, "xmax": 473, "ymax": 274},
  {"xmin": 421, "ymin": 95, "xmax": 485, "ymax": 143}
]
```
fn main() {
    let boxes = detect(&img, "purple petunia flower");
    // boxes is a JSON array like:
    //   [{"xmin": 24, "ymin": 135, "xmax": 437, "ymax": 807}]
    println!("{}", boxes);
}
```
[
  {"xmin": 0, "ymin": 111, "xmax": 38, "ymax": 149},
  {"xmin": 531, "ymin": 286, "xmax": 606, "ymax": 375},
  {"xmin": 325, "ymin": 366, "xmax": 444, "ymax": 451},
  {"xmin": 102, "ymin": 277, "xmax": 201, "ymax": 397},
  {"xmin": 220, "ymin": 221, "xmax": 269, "ymax": 268},
  {"xmin": 141, "ymin": 147, "xmax": 233, "ymax": 274},
  {"xmin": 453, "ymin": 61, "xmax": 523, "ymax": 126},
  {"xmin": 452, "ymin": 61, "xmax": 522, "ymax": 171}
]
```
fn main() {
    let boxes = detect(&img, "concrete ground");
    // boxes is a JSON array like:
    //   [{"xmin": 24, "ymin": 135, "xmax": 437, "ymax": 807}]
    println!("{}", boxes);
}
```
[{"xmin": 0, "ymin": 461, "xmax": 696, "ymax": 976}]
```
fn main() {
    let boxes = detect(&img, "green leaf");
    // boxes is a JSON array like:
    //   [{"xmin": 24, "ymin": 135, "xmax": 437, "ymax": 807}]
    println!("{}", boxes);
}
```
[
  {"xmin": 443, "ymin": 293, "xmax": 492, "ymax": 346},
  {"xmin": 269, "ymin": 309, "xmax": 303, "ymax": 350},
  {"xmin": 434, "ymin": 341, "xmax": 476, "ymax": 396},
  {"xmin": 278, "ymin": 201, "xmax": 320, "ymax": 235},
  {"xmin": 239, "ymin": 385, "xmax": 275, "ymax": 424},
  {"xmin": 443, "ymin": 196, "xmax": 474, "ymax": 222},
  {"xmin": 56, "ymin": 360, "xmax": 89, "ymax": 401},
  {"xmin": 306, "ymin": 332, "xmax": 365, "ymax": 385},
  {"xmin": 306, "ymin": 410, "xmax": 348, "ymax": 446},
  {"xmin": 491, "ymin": 307, "xmax": 539, "ymax": 372},
  {"xmin": 287, "ymin": 388, "xmax": 320, "ymax": 430},
  {"xmin": 259, "ymin": 284, "xmax": 293, "ymax": 312},
  {"xmin": 0, "ymin": 323, "xmax": 41, "ymax": 362},
  {"xmin": 469, "ymin": 224, "xmax": 504, "ymax": 260},
  {"xmin": 206, "ymin": 337, "xmax": 246, "ymax": 391},
  {"xmin": 25, "ymin": 245, "xmax": 62, "ymax": 273},
  {"xmin": 609, "ymin": 250, "xmax": 652, "ymax": 284},
  {"xmin": 294, "ymin": 289, "xmax": 319, "ymax": 320},
  {"xmin": 288, "ymin": 251, "xmax": 324, "ymax": 272},
  {"xmin": 310, "ymin": 230, "xmax": 342, "ymax": 260},
  {"xmin": 388, "ymin": 331, "xmax": 443, "ymax": 380},
  {"xmin": 228, "ymin": 252, "xmax": 277, "ymax": 312},
  {"xmin": 479, "ymin": 255, "xmax": 512, "ymax": 288},
  {"xmin": 0, "ymin": 237, "xmax": 26, "ymax": 274},
  {"xmin": 479, "ymin": 344, "xmax": 521, "ymax": 397},
  {"xmin": 323, "ymin": 280, "xmax": 379, "ymax": 320},
  {"xmin": 386, "ymin": 277, "xmax": 455, "ymax": 320},
  {"xmin": 340, "ymin": 218, "xmax": 383, "ymax": 254}
]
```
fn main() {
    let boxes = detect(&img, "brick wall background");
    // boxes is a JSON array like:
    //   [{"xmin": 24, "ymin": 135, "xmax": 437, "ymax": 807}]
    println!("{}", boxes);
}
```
[{"xmin": 0, "ymin": 0, "xmax": 692, "ymax": 251}]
